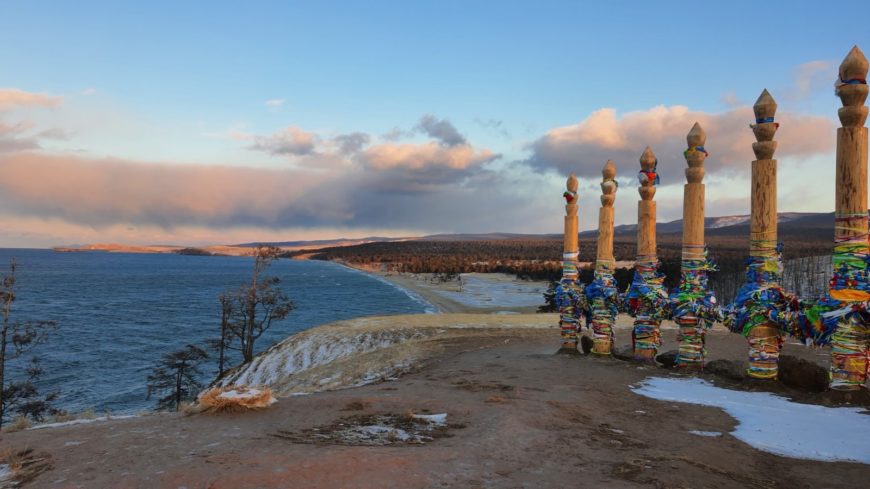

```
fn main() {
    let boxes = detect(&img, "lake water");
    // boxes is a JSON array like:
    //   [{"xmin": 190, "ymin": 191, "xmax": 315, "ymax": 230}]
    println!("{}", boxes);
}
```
[{"xmin": 0, "ymin": 249, "xmax": 431, "ymax": 415}]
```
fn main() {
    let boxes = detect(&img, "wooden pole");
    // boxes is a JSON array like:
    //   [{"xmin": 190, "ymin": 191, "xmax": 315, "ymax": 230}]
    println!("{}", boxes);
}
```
[
  {"xmin": 597, "ymin": 161, "xmax": 617, "ymax": 264},
  {"xmin": 631, "ymin": 147, "xmax": 666, "ymax": 360},
  {"xmin": 741, "ymin": 89, "xmax": 784, "ymax": 379},
  {"xmin": 829, "ymin": 46, "xmax": 869, "ymax": 390},
  {"xmin": 590, "ymin": 160, "xmax": 618, "ymax": 355},
  {"xmin": 558, "ymin": 173, "xmax": 581, "ymax": 350},
  {"xmin": 637, "ymin": 147, "xmax": 657, "ymax": 258},
  {"xmin": 674, "ymin": 122, "xmax": 715, "ymax": 370}
]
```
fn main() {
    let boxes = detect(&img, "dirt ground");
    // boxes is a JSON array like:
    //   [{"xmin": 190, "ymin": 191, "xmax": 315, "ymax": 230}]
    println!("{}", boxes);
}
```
[{"xmin": 1, "ymin": 325, "xmax": 866, "ymax": 489}]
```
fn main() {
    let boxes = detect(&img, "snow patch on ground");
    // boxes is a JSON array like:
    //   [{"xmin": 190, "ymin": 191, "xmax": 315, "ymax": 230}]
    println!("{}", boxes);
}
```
[
  {"xmin": 688, "ymin": 430, "xmax": 722, "ymax": 437},
  {"xmin": 709, "ymin": 215, "xmax": 750, "ymax": 228},
  {"xmin": 28, "ymin": 415, "xmax": 138, "ymax": 431},
  {"xmin": 412, "ymin": 413, "xmax": 447, "ymax": 425},
  {"xmin": 632, "ymin": 377, "xmax": 870, "ymax": 464},
  {"xmin": 218, "ymin": 388, "xmax": 262, "ymax": 400},
  {"xmin": 433, "ymin": 275, "xmax": 546, "ymax": 308},
  {"xmin": 218, "ymin": 314, "xmax": 553, "ymax": 396},
  {"xmin": 221, "ymin": 328, "xmax": 428, "ymax": 388}
]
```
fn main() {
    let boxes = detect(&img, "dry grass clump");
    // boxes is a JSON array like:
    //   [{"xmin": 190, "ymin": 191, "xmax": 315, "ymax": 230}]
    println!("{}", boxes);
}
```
[
  {"xmin": 198, "ymin": 385, "xmax": 277, "ymax": 413},
  {"xmin": 1, "ymin": 417, "xmax": 31, "ymax": 434},
  {"xmin": 341, "ymin": 400, "xmax": 371, "ymax": 411},
  {"xmin": 0, "ymin": 447, "xmax": 52, "ymax": 486}
]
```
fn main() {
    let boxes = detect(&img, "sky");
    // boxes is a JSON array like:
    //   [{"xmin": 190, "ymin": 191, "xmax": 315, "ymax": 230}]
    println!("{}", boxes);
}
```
[{"xmin": 1, "ymin": 1, "xmax": 869, "ymax": 247}]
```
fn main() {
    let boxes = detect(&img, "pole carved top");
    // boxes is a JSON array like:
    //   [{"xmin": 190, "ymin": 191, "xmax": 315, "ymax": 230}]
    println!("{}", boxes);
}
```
[
  {"xmin": 836, "ymin": 45, "xmax": 868, "ymax": 128},
  {"xmin": 600, "ymin": 160, "xmax": 617, "ymax": 207},
  {"xmin": 752, "ymin": 89, "xmax": 778, "ymax": 160},
  {"xmin": 564, "ymin": 173, "xmax": 579, "ymax": 216},
  {"xmin": 638, "ymin": 146, "xmax": 658, "ymax": 201},
  {"xmin": 684, "ymin": 122, "xmax": 707, "ymax": 184}
]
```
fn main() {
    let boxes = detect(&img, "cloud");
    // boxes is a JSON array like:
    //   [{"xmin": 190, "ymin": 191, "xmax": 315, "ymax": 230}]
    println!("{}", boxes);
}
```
[
  {"xmin": 0, "ymin": 121, "xmax": 40, "ymax": 153},
  {"xmin": 415, "ymin": 115, "xmax": 467, "ymax": 146},
  {"xmin": 354, "ymin": 141, "xmax": 500, "ymax": 191},
  {"xmin": 0, "ymin": 88, "xmax": 62, "ymax": 111},
  {"xmin": 332, "ymin": 132, "xmax": 370, "ymax": 155},
  {"xmin": 0, "ymin": 152, "xmax": 335, "ymax": 229},
  {"xmin": 360, "ymin": 142, "xmax": 496, "ymax": 171},
  {"xmin": 36, "ymin": 128, "xmax": 72, "ymax": 140},
  {"xmin": 474, "ymin": 118, "xmax": 511, "ymax": 139},
  {"xmin": 276, "ymin": 158, "xmax": 553, "ymax": 236},
  {"xmin": 0, "ymin": 109, "xmax": 503, "ymax": 233},
  {"xmin": 381, "ymin": 127, "xmax": 413, "ymax": 141},
  {"xmin": 526, "ymin": 104, "xmax": 834, "ymax": 183},
  {"xmin": 249, "ymin": 126, "xmax": 317, "ymax": 156},
  {"xmin": 81, "ymin": 88, "xmax": 97, "ymax": 96},
  {"xmin": 720, "ymin": 91, "xmax": 742, "ymax": 108},
  {"xmin": 793, "ymin": 60, "xmax": 833, "ymax": 99},
  {"xmin": 265, "ymin": 98, "xmax": 285, "ymax": 108},
  {"xmin": 0, "ymin": 214, "xmax": 421, "ymax": 249}
]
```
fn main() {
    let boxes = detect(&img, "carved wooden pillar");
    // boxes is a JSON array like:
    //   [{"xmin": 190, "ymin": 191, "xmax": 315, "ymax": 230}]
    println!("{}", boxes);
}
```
[
  {"xmin": 629, "ymin": 147, "xmax": 668, "ymax": 360},
  {"xmin": 672, "ymin": 123, "xmax": 718, "ymax": 370},
  {"xmin": 588, "ymin": 161, "xmax": 619, "ymax": 355},
  {"xmin": 741, "ymin": 89, "xmax": 785, "ymax": 378},
  {"xmin": 828, "ymin": 46, "xmax": 870, "ymax": 389},
  {"xmin": 557, "ymin": 174, "xmax": 582, "ymax": 350}
]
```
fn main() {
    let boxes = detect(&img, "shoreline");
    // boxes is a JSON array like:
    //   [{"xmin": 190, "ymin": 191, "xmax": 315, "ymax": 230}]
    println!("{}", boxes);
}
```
[
  {"xmin": 327, "ymin": 260, "xmax": 471, "ymax": 313},
  {"xmin": 330, "ymin": 261, "xmax": 441, "ymax": 314},
  {"xmin": 330, "ymin": 260, "xmax": 547, "ymax": 314}
]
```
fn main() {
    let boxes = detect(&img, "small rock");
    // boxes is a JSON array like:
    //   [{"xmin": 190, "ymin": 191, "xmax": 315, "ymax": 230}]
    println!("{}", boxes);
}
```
[
  {"xmin": 656, "ymin": 350, "xmax": 678, "ymax": 369},
  {"xmin": 705, "ymin": 359, "xmax": 747, "ymax": 381},
  {"xmin": 828, "ymin": 388, "xmax": 870, "ymax": 405},
  {"xmin": 611, "ymin": 345, "xmax": 634, "ymax": 361},
  {"xmin": 555, "ymin": 346, "xmax": 582, "ymax": 356},
  {"xmin": 778, "ymin": 355, "xmax": 828, "ymax": 393},
  {"xmin": 580, "ymin": 336, "xmax": 594, "ymax": 354}
]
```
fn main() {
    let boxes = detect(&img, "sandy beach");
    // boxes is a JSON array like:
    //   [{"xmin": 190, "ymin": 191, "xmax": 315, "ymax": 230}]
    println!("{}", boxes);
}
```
[{"xmin": 340, "ymin": 263, "xmax": 550, "ymax": 314}]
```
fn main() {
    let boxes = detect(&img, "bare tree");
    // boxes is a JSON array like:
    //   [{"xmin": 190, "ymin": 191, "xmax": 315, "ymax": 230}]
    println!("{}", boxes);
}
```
[
  {"xmin": 146, "ymin": 344, "xmax": 208, "ymax": 411},
  {"xmin": 209, "ymin": 292, "xmax": 234, "ymax": 378},
  {"xmin": 225, "ymin": 246, "xmax": 295, "ymax": 364},
  {"xmin": 0, "ymin": 260, "xmax": 60, "ymax": 427}
]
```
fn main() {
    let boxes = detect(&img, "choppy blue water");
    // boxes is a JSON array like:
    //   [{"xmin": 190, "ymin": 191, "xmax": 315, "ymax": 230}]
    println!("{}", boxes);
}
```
[{"xmin": 0, "ymin": 249, "xmax": 431, "ymax": 415}]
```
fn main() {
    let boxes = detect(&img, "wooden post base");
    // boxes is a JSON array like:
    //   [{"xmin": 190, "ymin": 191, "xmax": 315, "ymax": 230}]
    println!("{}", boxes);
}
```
[
  {"xmin": 830, "ymin": 316, "xmax": 869, "ymax": 390},
  {"xmin": 633, "ymin": 348, "xmax": 657, "ymax": 362},
  {"xmin": 556, "ymin": 341, "xmax": 581, "ymax": 356},
  {"xmin": 591, "ymin": 338, "xmax": 612, "ymax": 355},
  {"xmin": 747, "ymin": 324, "xmax": 781, "ymax": 380},
  {"xmin": 676, "ymin": 317, "xmax": 705, "ymax": 370}
]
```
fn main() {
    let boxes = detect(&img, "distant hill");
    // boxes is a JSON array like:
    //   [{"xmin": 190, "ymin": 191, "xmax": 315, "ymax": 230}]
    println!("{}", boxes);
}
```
[
  {"xmin": 245, "ymin": 212, "xmax": 834, "ymax": 249},
  {"xmin": 420, "ymin": 233, "xmax": 562, "ymax": 241},
  {"xmin": 57, "ymin": 212, "xmax": 835, "ymax": 255},
  {"xmin": 586, "ymin": 212, "xmax": 825, "ymax": 237},
  {"xmin": 233, "ymin": 236, "xmax": 411, "ymax": 248}
]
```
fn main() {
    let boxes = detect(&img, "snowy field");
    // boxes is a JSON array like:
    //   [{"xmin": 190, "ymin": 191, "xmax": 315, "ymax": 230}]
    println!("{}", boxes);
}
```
[{"xmin": 632, "ymin": 377, "xmax": 870, "ymax": 464}]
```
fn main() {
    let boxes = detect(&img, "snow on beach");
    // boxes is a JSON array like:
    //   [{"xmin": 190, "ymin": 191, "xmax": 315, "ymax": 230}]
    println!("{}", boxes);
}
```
[
  {"xmin": 28, "ymin": 415, "xmax": 138, "ymax": 430},
  {"xmin": 431, "ymin": 274, "xmax": 547, "ymax": 309},
  {"xmin": 632, "ymin": 377, "xmax": 870, "ymax": 464}
]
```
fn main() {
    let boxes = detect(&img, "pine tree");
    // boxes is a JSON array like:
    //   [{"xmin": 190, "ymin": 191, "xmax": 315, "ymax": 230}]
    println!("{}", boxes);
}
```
[
  {"xmin": 146, "ymin": 345, "xmax": 208, "ymax": 411},
  {"xmin": 0, "ymin": 259, "xmax": 60, "ymax": 427}
]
